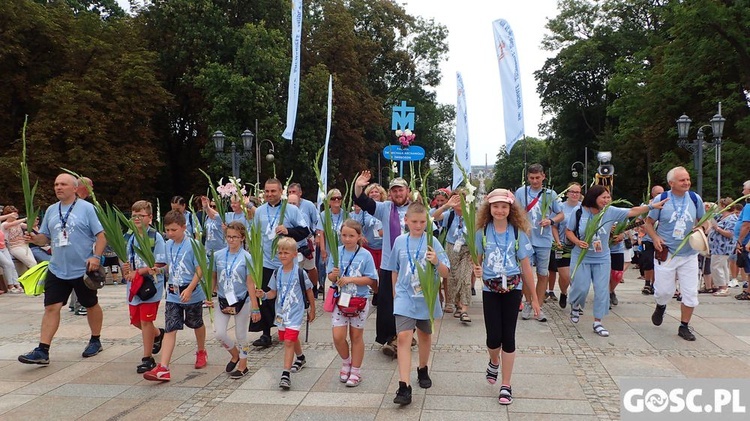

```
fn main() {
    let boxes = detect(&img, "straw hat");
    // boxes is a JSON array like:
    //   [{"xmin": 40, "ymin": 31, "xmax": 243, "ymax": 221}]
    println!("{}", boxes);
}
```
[{"xmin": 688, "ymin": 229, "xmax": 709, "ymax": 256}]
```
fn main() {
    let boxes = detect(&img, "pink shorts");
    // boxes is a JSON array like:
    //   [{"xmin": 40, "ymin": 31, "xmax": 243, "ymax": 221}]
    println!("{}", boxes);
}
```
[{"xmin": 278, "ymin": 328, "xmax": 300, "ymax": 342}]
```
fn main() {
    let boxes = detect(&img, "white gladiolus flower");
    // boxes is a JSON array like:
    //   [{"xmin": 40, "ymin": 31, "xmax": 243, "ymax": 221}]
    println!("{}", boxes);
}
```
[
  {"xmin": 404, "ymin": 129, "xmax": 412, "ymax": 136},
  {"xmin": 465, "ymin": 193, "xmax": 476, "ymax": 204},
  {"xmin": 466, "ymin": 183, "xmax": 477, "ymax": 194},
  {"xmin": 395, "ymin": 129, "xmax": 403, "ymax": 136}
]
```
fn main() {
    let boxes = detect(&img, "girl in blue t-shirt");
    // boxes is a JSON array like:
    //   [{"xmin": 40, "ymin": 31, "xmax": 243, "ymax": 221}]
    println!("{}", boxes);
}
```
[
  {"xmin": 566, "ymin": 185, "xmax": 666, "ymax": 337},
  {"xmin": 212, "ymin": 221, "xmax": 260, "ymax": 380},
  {"xmin": 472, "ymin": 188, "xmax": 538, "ymax": 406},
  {"xmin": 326, "ymin": 219, "xmax": 378, "ymax": 387}
]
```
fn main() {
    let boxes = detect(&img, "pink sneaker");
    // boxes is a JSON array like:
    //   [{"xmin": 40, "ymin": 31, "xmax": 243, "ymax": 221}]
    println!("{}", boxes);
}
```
[
  {"xmin": 195, "ymin": 350, "xmax": 208, "ymax": 369},
  {"xmin": 143, "ymin": 364, "xmax": 170, "ymax": 381}
]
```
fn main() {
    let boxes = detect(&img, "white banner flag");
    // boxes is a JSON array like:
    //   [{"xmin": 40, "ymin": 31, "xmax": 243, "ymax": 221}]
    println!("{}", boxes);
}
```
[
  {"xmin": 317, "ymin": 75, "xmax": 333, "ymax": 209},
  {"xmin": 492, "ymin": 19, "xmax": 525, "ymax": 152},
  {"xmin": 453, "ymin": 72, "xmax": 471, "ymax": 189},
  {"xmin": 282, "ymin": 0, "xmax": 303, "ymax": 141}
]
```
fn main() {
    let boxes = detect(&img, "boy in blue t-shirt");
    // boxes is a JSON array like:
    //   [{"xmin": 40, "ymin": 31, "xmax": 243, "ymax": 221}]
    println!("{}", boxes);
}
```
[
  {"xmin": 121, "ymin": 200, "xmax": 167, "ymax": 375},
  {"xmin": 258, "ymin": 236, "xmax": 316, "ymax": 390},
  {"xmin": 388, "ymin": 202, "xmax": 450, "ymax": 405},
  {"xmin": 143, "ymin": 211, "xmax": 208, "ymax": 382}
]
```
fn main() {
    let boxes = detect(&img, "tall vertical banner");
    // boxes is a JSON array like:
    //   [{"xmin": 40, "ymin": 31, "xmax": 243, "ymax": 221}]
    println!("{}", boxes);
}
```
[
  {"xmin": 492, "ymin": 19, "xmax": 525, "ymax": 152},
  {"xmin": 317, "ymin": 75, "xmax": 333, "ymax": 209},
  {"xmin": 282, "ymin": 0, "xmax": 303, "ymax": 141},
  {"xmin": 453, "ymin": 72, "xmax": 471, "ymax": 189}
]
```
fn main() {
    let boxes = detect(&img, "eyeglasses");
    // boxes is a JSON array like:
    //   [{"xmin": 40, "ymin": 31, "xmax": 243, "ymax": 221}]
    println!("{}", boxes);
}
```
[
  {"xmin": 330, "ymin": 197, "xmax": 343, "ymax": 201},
  {"xmin": 131, "ymin": 214, "xmax": 150, "ymax": 220},
  {"xmin": 226, "ymin": 235, "xmax": 243, "ymax": 240}
]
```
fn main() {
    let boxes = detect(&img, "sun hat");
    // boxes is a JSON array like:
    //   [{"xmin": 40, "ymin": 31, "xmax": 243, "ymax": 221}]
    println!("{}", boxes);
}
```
[
  {"xmin": 486, "ymin": 189, "xmax": 515, "ymax": 205},
  {"xmin": 688, "ymin": 229, "xmax": 709, "ymax": 256},
  {"xmin": 83, "ymin": 266, "xmax": 107, "ymax": 290}
]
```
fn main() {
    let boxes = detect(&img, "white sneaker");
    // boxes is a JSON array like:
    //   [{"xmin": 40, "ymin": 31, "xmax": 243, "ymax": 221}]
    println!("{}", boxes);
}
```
[
  {"xmin": 10, "ymin": 286, "xmax": 22, "ymax": 294},
  {"xmin": 728, "ymin": 279, "xmax": 740, "ymax": 288},
  {"xmin": 521, "ymin": 301, "xmax": 533, "ymax": 320},
  {"xmin": 536, "ymin": 309, "xmax": 547, "ymax": 322}
]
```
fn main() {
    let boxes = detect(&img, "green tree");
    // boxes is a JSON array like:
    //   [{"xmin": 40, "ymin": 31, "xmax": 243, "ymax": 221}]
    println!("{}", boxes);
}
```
[{"xmin": 491, "ymin": 137, "xmax": 551, "ymax": 192}]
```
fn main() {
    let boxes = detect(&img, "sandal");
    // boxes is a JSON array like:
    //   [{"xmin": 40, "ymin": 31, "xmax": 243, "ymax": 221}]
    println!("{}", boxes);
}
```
[
  {"xmin": 486, "ymin": 361, "xmax": 499, "ymax": 385},
  {"xmin": 498, "ymin": 385, "xmax": 513, "ymax": 405},
  {"xmin": 345, "ymin": 372, "xmax": 361, "ymax": 387},
  {"xmin": 570, "ymin": 308, "xmax": 580, "ymax": 324},
  {"xmin": 459, "ymin": 312, "xmax": 472, "ymax": 323},
  {"xmin": 453, "ymin": 308, "xmax": 462, "ymax": 318},
  {"xmin": 713, "ymin": 289, "xmax": 730, "ymax": 296},
  {"xmin": 735, "ymin": 291, "xmax": 750, "ymax": 300},
  {"xmin": 593, "ymin": 323, "xmax": 609, "ymax": 337},
  {"xmin": 339, "ymin": 361, "xmax": 351, "ymax": 383}
]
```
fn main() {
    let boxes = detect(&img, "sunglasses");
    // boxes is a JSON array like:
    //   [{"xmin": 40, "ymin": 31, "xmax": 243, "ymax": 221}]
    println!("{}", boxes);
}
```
[{"xmin": 330, "ymin": 197, "xmax": 343, "ymax": 201}]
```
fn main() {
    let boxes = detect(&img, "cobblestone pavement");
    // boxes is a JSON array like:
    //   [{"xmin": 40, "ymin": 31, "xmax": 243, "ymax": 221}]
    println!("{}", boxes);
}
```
[{"xmin": 2, "ymin": 269, "xmax": 750, "ymax": 420}]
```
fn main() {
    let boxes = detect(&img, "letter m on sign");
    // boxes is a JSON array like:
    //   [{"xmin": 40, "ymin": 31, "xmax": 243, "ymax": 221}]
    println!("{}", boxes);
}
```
[{"xmin": 391, "ymin": 101, "xmax": 415, "ymax": 131}]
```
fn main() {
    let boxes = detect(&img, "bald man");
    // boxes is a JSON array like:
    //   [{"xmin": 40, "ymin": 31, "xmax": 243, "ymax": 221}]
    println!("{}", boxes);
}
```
[{"xmin": 19, "ymin": 173, "xmax": 107, "ymax": 365}]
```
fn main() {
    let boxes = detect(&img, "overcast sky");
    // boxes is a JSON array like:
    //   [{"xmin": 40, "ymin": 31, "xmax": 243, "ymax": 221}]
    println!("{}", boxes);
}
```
[{"xmin": 117, "ymin": 0, "xmax": 559, "ymax": 166}]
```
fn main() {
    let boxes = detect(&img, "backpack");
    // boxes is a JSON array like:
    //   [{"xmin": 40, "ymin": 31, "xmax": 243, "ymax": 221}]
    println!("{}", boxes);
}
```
[
  {"xmin": 654, "ymin": 191, "xmax": 699, "ymax": 221},
  {"xmin": 273, "ymin": 267, "xmax": 310, "ymax": 309}
]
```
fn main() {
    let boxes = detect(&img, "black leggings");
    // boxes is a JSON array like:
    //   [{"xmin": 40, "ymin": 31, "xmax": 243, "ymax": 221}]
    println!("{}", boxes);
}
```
[{"xmin": 482, "ymin": 289, "xmax": 523, "ymax": 353}]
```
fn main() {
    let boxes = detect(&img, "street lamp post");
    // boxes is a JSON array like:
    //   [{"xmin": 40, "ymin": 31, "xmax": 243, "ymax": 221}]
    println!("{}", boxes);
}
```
[
  {"xmin": 676, "ymin": 103, "xmax": 726, "ymax": 199},
  {"xmin": 570, "ymin": 161, "xmax": 588, "ymax": 193},
  {"xmin": 212, "ymin": 119, "xmax": 276, "ymax": 186}
]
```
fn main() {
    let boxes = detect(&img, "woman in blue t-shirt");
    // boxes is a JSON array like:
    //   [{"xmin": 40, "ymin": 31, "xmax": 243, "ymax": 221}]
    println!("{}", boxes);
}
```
[
  {"xmin": 566, "ymin": 185, "xmax": 666, "ymax": 337},
  {"xmin": 472, "ymin": 188, "xmax": 539, "ymax": 406}
]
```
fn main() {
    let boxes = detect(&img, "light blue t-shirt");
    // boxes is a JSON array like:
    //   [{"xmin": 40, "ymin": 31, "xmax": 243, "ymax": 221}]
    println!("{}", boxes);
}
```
[
  {"xmin": 165, "ymin": 237, "xmax": 206, "ymax": 305},
  {"xmin": 326, "ymin": 245, "xmax": 378, "ymax": 298},
  {"xmin": 252, "ymin": 202, "xmax": 309, "ymax": 270},
  {"xmin": 514, "ymin": 186, "xmax": 562, "ymax": 247},
  {"xmin": 373, "ymin": 201, "xmax": 409, "ymax": 271},
  {"xmin": 568, "ymin": 206, "xmax": 630, "ymax": 264},
  {"xmin": 476, "ymin": 224, "xmax": 533, "ymax": 286},
  {"xmin": 317, "ymin": 208, "xmax": 345, "ymax": 254},
  {"xmin": 389, "ymin": 233, "xmax": 449, "ymax": 320},
  {"xmin": 213, "ymin": 247, "xmax": 252, "ymax": 303},
  {"xmin": 557, "ymin": 202, "xmax": 581, "ymax": 245},
  {"xmin": 734, "ymin": 205, "xmax": 750, "ymax": 245},
  {"xmin": 126, "ymin": 228, "xmax": 167, "ymax": 305},
  {"xmin": 40, "ymin": 199, "xmax": 104, "ymax": 280},
  {"xmin": 183, "ymin": 211, "xmax": 196, "ymax": 238},
  {"xmin": 350, "ymin": 210, "xmax": 383, "ymax": 250},
  {"xmin": 268, "ymin": 263, "xmax": 313, "ymax": 330},
  {"xmin": 647, "ymin": 191, "xmax": 705, "ymax": 257},
  {"xmin": 296, "ymin": 199, "xmax": 319, "ymax": 248},
  {"xmin": 204, "ymin": 214, "xmax": 225, "ymax": 253},
  {"xmin": 442, "ymin": 210, "xmax": 467, "ymax": 245},
  {"xmin": 224, "ymin": 211, "xmax": 250, "ymax": 231}
]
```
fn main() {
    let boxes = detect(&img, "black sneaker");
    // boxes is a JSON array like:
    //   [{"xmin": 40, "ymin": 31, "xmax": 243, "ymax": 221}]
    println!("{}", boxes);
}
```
[
  {"xmin": 559, "ymin": 293, "xmax": 567, "ymax": 309},
  {"xmin": 136, "ymin": 356, "xmax": 156, "ymax": 374},
  {"xmin": 610, "ymin": 292, "xmax": 618, "ymax": 306},
  {"xmin": 678, "ymin": 325, "xmax": 696, "ymax": 341},
  {"xmin": 547, "ymin": 291, "xmax": 558, "ymax": 302},
  {"xmin": 229, "ymin": 367, "xmax": 249, "ymax": 379},
  {"xmin": 393, "ymin": 381, "xmax": 412, "ymax": 405},
  {"xmin": 252, "ymin": 334, "xmax": 272, "ymax": 348},
  {"xmin": 417, "ymin": 366, "xmax": 432, "ymax": 389},
  {"xmin": 651, "ymin": 304, "xmax": 666, "ymax": 326},
  {"xmin": 226, "ymin": 359, "xmax": 239, "ymax": 373},
  {"xmin": 152, "ymin": 328, "xmax": 165, "ymax": 355},
  {"xmin": 82, "ymin": 340, "xmax": 103, "ymax": 358},
  {"xmin": 18, "ymin": 347, "xmax": 50, "ymax": 365}
]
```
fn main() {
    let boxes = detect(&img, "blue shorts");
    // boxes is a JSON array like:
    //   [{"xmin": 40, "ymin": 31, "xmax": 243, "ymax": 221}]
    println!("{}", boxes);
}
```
[{"xmin": 531, "ymin": 246, "xmax": 551, "ymax": 276}]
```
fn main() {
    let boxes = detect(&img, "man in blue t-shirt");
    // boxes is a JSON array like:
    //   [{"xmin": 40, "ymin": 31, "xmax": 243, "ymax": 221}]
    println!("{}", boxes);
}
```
[
  {"xmin": 20, "ymin": 174, "xmax": 107, "ymax": 365},
  {"xmin": 643, "ymin": 166, "xmax": 705, "ymax": 342},
  {"xmin": 514, "ymin": 164, "xmax": 564, "ymax": 322},
  {"xmin": 734, "ymin": 181, "xmax": 750, "ymax": 299}
]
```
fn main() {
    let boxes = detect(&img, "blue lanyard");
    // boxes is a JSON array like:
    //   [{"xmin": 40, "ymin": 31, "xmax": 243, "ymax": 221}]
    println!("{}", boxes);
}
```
[
  {"xmin": 491, "ymin": 227, "xmax": 510, "ymax": 273},
  {"xmin": 406, "ymin": 234, "xmax": 425, "ymax": 275},
  {"xmin": 277, "ymin": 268, "xmax": 295, "ymax": 308},
  {"xmin": 224, "ymin": 249, "xmax": 241, "ymax": 282},
  {"xmin": 169, "ymin": 240, "xmax": 185, "ymax": 270},
  {"xmin": 58, "ymin": 199, "xmax": 76, "ymax": 232},
  {"xmin": 266, "ymin": 204, "xmax": 281, "ymax": 228},
  {"xmin": 672, "ymin": 192, "xmax": 687, "ymax": 217},
  {"xmin": 332, "ymin": 210, "xmax": 342, "ymax": 231}
]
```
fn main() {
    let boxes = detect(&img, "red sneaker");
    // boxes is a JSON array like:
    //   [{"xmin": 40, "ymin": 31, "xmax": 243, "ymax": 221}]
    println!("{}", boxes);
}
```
[
  {"xmin": 195, "ymin": 349, "xmax": 208, "ymax": 369},
  {"xmin": 143, "ymin": 364, "xmax": 170, "ymax": 381}
]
